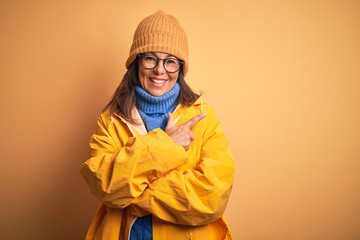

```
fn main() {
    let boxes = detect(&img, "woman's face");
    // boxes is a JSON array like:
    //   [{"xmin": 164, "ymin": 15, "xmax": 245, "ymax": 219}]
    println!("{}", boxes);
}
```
[{"xmin": 138, "ymin": 52, "xmax": 180, "ymax": 97}]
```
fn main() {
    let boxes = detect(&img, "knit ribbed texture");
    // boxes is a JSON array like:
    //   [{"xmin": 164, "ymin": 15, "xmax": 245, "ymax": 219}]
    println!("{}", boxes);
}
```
[
  {"xmin": 130, "ymin": 214, "xmax": 152, "ymax": 240},
  {"xmin": 126, "ymin": 10, "xmax": 189, "ymax": 75},
  {"xmin": 135, "ymin": 83, "xmax": 180, "ymax": 131}
]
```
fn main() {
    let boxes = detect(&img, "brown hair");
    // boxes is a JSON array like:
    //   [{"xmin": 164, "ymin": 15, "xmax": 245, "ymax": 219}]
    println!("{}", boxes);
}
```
[{"xmin": 104, "ymin": 59, "xmax": 200, "ymax": 124}]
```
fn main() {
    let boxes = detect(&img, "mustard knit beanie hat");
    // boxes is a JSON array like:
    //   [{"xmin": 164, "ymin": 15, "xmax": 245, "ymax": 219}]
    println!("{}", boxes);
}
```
[{"xmin": 126, "ymin": 10, "xmax": 189, "ymax": 76}]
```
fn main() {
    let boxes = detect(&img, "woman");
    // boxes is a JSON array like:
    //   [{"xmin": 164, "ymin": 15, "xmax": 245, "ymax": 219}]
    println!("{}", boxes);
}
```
[{"xmin": 81, "ymin": 10, "xmax": 235, "ymax": 240}]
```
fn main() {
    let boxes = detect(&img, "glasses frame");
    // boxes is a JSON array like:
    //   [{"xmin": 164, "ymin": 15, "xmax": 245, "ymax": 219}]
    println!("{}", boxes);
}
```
[{"xmin": 137, "ymin": 53, "xmax": 183, "ymax": 73}]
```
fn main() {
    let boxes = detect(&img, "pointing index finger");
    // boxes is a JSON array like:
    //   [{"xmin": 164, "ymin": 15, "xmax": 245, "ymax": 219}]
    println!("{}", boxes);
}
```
[{"xmin": 183, "ymin": 112, "xmax": 207, "ymax": 128}]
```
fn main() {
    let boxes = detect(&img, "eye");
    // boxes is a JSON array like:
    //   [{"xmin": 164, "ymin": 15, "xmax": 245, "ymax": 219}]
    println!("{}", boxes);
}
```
[
  {"xmin": 165, "ymin": 58, "xmax": 178, "ymax": 65},
  {"xmin": 143, "ymin": 55, "xmax": 157, "ymax": 62}
]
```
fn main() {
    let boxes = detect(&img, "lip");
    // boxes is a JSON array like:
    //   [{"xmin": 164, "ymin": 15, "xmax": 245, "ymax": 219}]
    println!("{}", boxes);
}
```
[
  {"xmin": 149, "ymin": 77, "xmax": 168, "ymax": 87},
  {"xmin": 150, "ymin": 77, "xmax": 167, "ymax": 81}
]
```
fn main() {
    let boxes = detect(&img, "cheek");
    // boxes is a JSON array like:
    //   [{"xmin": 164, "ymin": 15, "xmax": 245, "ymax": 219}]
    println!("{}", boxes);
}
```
[
  {"xmin": 171, "ymin": 73, "xmax": 179, "ymax": 82},
  {"xmin": 138, "ymin": 69, "xmax": 147, "ymax": 85}
]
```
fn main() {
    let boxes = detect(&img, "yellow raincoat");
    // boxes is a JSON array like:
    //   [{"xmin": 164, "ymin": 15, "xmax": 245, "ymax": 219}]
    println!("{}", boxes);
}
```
[{"xmin": 81, "ymin": 99, "xmax": 235, "ymax": 240}]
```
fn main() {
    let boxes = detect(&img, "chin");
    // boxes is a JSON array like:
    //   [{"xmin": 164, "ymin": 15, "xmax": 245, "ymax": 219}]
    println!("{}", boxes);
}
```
[{"xmin": 150, "ymin": 90, "xmax": 166, "ymax": 97}]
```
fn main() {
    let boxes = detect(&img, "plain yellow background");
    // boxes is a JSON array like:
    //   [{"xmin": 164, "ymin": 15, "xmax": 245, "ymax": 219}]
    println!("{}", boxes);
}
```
[{"xmin": 1, "ymin": 1, "xmax": 359, "ymax": 239}]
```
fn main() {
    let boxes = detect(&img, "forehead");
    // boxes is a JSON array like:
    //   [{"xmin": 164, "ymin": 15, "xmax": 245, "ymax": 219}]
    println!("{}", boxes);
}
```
[{"xmin": 145, "ymin": 52, "xmax": 175, "ymax": 58}]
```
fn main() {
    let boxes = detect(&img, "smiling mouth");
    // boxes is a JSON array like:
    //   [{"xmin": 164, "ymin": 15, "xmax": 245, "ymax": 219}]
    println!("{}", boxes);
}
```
[{"xmin": 150, "ymin": 78, "xmax": 168, "ymax": 86}]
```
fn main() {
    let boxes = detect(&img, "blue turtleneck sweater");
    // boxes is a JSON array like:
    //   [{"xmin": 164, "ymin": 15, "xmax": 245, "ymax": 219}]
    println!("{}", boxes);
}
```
[
  {"xmin": 131, "ymin": 83, "xmax": 180, "ymax": 240},
  {"xmin": 135, "ymin": 83, "xmax": 180, "ymax": 131}
]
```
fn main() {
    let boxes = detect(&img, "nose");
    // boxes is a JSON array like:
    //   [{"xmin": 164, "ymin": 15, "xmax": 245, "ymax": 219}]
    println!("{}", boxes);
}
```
[{"xmin": 154, "ymin": 59, "xmax": 166, "ymax": 74}]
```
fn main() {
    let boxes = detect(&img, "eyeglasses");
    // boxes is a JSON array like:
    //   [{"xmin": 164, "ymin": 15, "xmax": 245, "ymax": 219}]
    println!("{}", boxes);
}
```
[{"xmin": 138, "ymin": 53, "xmax": 183, "ymax": 73}]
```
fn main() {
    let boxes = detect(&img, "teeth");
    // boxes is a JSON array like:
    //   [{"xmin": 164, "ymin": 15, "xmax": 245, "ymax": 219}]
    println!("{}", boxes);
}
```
[{"xmin": 152, "ymin": 79, "xmax": 166, "ymax": 83}]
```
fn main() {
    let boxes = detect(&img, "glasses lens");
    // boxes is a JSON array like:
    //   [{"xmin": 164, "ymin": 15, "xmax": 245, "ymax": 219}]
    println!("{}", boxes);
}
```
[
  {"xmin": 164, "ymin": 58, "xmax": 180, "ymax": 73},
  {"xmin": 141, "ymin": 54, "xmax": 158, "ymax": 69}
]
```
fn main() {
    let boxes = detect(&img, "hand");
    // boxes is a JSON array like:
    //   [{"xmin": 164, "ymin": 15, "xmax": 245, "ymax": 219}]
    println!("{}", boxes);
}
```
[{"xmin": 165, "ymin": 112, "xmax": 206, "ymax": 150}]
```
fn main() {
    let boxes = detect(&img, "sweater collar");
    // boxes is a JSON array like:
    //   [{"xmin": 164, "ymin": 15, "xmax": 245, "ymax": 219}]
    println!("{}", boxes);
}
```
[
  {"xmin": 135, "ymin": 83, "xmax": 180, "ymax": 131},
  {"xmin": 135, "ymin": 83, "xmax": 180, "ymax": 114}
]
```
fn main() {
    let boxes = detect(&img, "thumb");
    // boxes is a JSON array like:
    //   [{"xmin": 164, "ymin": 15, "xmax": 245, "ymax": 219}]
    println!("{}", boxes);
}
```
[{"xmin": 165, "ymin": 112, "xmax": 174, "ymax": 130}]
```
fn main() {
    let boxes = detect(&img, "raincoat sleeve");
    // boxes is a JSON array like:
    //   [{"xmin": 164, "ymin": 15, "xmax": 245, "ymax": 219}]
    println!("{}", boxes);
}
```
[
  {"xmin": 129, "ymin": 105, "xmax": 235, "ymax": 226},
  {"xmin": 80, "ymin": 112, "xmax": 188, "ymax": 209}
]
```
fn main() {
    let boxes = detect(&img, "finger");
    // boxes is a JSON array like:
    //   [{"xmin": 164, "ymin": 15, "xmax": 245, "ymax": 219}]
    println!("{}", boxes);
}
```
[
  {"xmin": 189, "ymin": 131, "xmax": 195, "ymax": 141},
  {"xmin": 183, "ymin": 112, "xmax": 206, "ymax": 128},
  {"xmin": 165, "ymin": 112, "xmax": 175, "ymax": 130},
  {"xmin": 173, "ymin": 114, "xmax": 182, "ymax": 125}
]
